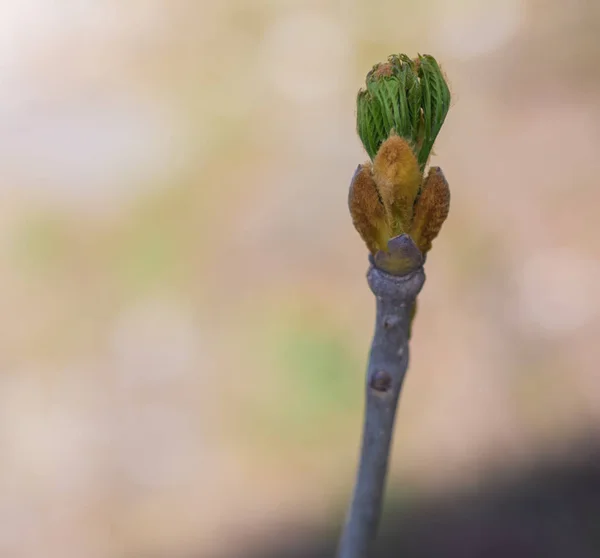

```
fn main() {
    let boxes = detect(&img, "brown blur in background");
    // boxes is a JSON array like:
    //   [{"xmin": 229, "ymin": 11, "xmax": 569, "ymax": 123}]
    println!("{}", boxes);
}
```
[{"xmin": 1, "ymin": 1, "xmax": 600, "ymax": 557}]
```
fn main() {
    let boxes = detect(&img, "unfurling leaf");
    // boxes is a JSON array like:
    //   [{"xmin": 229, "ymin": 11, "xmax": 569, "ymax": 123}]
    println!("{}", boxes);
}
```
[
  {"xmin": 417, "ymin": 55, "xmax": 451, "ymax": 169},
  {"xmin": 356, "ymin": 53, "xmax": 450, "ymax": 170}
]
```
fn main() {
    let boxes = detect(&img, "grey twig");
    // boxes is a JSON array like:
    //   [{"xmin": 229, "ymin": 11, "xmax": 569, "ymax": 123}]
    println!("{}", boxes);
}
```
[{"xmin": 337, "ymin": 263, "xmax": 425, "ymax": 558}]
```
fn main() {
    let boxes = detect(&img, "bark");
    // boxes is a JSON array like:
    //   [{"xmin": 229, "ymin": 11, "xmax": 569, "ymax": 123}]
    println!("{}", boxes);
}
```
[{"xmin": 337, "ymin": 263, "xmax": 425, "ymax": 558}]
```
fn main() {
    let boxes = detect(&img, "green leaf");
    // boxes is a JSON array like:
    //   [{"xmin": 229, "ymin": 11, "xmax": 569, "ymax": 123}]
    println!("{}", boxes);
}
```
[{"xmin": 356, "ymin": 54, "xmax": 450, "ymax": 166}]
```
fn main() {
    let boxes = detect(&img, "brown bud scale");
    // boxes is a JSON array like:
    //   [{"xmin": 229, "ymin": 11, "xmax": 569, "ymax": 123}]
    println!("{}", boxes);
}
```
[
  {"xmin": 372, "ymin": 136, "xmax": 422, "ymax": 235},
  {"xmin": 409, "ymin": 166, "xmax": 450, "ymax": 254},
  {"xmin": 348, "ymin": 163, "xmax": 390, "ymax": 253}
]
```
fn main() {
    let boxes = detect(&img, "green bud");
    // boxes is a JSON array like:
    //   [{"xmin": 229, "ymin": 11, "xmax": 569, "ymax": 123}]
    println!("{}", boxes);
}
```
[{"xmin": 356, "ymin": 54, "xmax": 450, "ymax": 170}]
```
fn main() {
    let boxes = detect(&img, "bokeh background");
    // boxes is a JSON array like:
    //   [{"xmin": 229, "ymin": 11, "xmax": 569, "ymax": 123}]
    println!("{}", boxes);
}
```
[{"xmin": 2, "ymin": 1, "xmax": 600, "ymax": 557}]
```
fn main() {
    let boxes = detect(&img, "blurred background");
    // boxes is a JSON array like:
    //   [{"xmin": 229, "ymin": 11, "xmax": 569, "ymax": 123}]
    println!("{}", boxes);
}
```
[{"xmin": 1, "ymin": 0, "xmax": 600, "ymax": 557}]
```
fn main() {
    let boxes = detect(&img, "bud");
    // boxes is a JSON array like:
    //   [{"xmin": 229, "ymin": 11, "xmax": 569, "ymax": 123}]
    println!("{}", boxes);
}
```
[
  {"xmin": 356, "ymin": 54, "xmax": 450, "ymax": 170},
  {"xmin": 349, "ymin": 54, "xmax": 451, "ymax": 275}
]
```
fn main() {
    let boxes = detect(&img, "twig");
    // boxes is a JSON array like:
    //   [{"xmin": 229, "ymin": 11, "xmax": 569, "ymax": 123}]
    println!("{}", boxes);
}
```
[
  {"xmin": 337, "ymin": 263, "xmax": 425, "ymax": 558},
  {"xmin": 343, "ymin": 51, "xmax": 450, "ymax": 556}
]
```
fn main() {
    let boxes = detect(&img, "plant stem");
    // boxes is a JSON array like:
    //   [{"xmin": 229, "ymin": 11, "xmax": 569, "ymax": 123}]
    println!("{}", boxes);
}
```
[{"xmin": 337, "ymin": 263, "xmax": 425, "ymax": 558}]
